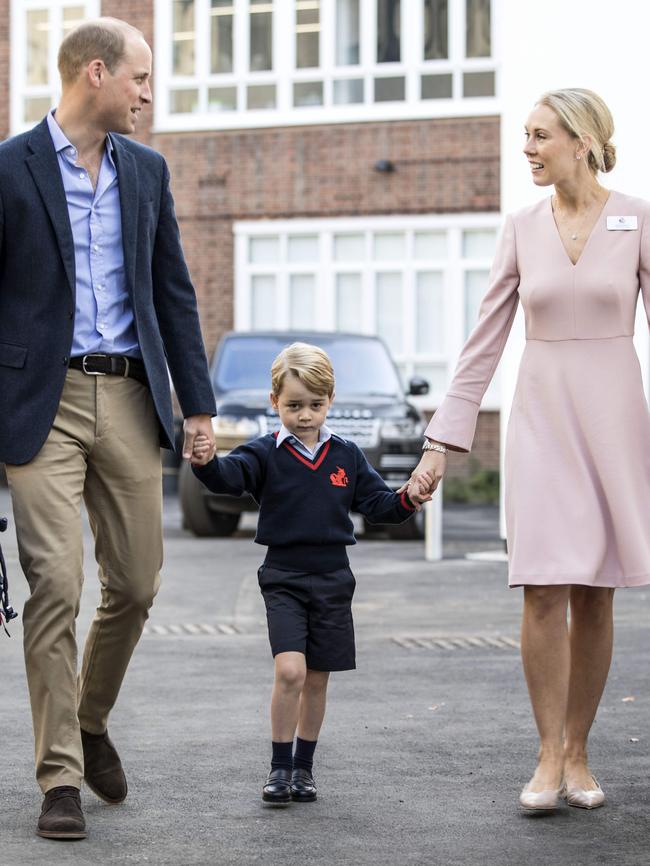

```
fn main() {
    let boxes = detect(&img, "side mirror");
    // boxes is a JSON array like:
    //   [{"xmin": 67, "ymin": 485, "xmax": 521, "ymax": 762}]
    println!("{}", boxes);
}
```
[{"xmin": 408, "ymin": 376, "xmax": 429, "ymax": 396}]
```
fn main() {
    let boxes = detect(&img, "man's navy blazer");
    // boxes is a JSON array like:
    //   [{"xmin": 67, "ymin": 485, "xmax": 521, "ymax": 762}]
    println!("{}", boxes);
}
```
[{"xmin": 0, "ymin": 117, "xmax": 216, "ymax": 465}]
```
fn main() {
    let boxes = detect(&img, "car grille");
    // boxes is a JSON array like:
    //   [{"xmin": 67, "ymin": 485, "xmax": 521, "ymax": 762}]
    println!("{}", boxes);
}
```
[{"xmin": 259, "ymin": 415, "xmax": 381, "ymax": 448}]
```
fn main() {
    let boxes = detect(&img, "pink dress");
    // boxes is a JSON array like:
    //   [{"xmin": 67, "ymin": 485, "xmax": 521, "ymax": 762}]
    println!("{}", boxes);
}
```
[{"xmin": 426, "ymin": 191, "xmax": 650, "ymax": 587}]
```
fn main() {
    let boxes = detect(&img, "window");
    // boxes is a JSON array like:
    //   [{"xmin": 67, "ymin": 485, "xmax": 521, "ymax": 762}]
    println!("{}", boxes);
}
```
[
  {"xmin": 234, "ymin": 214, "xmax": 501, "ymax": 407},
  {"xmin": 155, "ymin": 0, "xmax": 497, "ymax": 131},
  {"xmin": 11, "ymin": 0, "xmax": 100, "ymax": 133}
]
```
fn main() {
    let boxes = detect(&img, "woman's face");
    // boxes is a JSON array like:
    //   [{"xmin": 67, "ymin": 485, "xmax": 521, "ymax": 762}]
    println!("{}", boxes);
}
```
[{"xmin": 523, "ymin": 103, "xmax": 584, "ymax": 187}]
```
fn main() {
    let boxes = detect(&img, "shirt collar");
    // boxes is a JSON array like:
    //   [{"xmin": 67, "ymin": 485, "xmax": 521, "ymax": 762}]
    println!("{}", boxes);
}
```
[
  {"xmin": 276, "ymin": 423, "xmax": 333, "ymax": 450},
  {"xmin": 47, "ymin": 109, "xmax": 115, "ymax": 164}
]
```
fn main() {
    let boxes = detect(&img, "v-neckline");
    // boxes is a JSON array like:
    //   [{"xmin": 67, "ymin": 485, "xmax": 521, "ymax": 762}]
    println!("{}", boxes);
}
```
[
  {"xmin": 281, "ymin": 438, "xmax": 331, "ymax": 471},
  {"xmin": 548, "ymin": 190, "xmax": 614, "ymax": 268}
]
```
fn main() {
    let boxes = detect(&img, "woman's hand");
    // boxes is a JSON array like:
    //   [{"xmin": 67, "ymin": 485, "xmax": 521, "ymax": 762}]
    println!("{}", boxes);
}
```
[
  {"xmin": 406, "ymin": 471, "xmax": 435, "ymax": 510},
  {"xmin": 398, "ymin": 449, "xmax": 447, "ymax": 497}
]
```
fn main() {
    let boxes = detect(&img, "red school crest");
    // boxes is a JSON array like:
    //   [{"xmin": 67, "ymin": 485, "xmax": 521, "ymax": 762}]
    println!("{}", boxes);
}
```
[{"xmin": 330, "ymin": 466, "xmax": 349, "ymax": 487}]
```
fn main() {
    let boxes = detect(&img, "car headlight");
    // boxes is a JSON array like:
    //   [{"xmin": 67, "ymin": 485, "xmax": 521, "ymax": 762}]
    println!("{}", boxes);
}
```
[
  {"xmin": 380, "ymin": 418, "xmax": 425, "ymax": 440},
  {"xmin": 211, "ymin": 416, "xmax": 260, "ymax": 450}
]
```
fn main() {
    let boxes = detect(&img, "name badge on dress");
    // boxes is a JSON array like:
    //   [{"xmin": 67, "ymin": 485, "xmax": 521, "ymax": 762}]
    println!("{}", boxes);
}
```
[{"xmin": 606, "ymin": 215, "xmax": 638, "ymax": 230}]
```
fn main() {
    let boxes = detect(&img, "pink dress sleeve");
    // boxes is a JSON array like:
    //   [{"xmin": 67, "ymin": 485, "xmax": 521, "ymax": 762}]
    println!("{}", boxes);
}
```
[
  {"xmin": 425, "ymin": 214, "xmax": 520, "ymax": 452},
  {"xmin": 638, "ymin": 208, "xmax": 650, "ymax": 325}
]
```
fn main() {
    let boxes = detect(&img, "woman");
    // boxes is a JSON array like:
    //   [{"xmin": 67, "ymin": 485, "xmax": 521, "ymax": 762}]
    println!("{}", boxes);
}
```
[{"xmin": 408, "ymin": 88, "xmax": 650, "ymax": 811}]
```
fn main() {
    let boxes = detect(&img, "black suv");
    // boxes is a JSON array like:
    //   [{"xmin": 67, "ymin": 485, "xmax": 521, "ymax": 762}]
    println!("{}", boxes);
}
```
[{"xmin": 179, "ymin": 331, "xmax": 429, "ymax": 539}]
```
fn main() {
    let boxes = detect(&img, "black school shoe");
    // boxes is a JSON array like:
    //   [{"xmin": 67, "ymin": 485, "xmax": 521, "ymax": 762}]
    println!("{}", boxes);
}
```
[
  {"xmin": 290, "ymin": 768, "xmax": 317, "ymax": 802},
  {"xmin": 37, "ymin": 786, "xmax": 87, "ymax": 840},
  {"xmin": 262, "ymin": 768, "xmax": 292, "ymax": 807}
]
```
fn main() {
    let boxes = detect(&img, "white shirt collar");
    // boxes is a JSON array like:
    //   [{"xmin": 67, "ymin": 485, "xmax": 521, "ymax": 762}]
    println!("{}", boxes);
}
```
[{"xmin": 276, "ymin": 423, "xmax": 333, "ymax": 454}]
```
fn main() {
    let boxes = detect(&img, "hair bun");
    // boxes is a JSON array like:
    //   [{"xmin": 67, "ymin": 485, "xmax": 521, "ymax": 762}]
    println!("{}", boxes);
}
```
[{"xmin": 603, "ymin": 141, "xmax": 616, "ymax": 173}]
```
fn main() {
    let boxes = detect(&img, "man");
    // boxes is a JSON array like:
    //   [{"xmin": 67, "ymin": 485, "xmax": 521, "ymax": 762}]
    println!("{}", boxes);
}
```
[{"xmin": 0, "ymin": 18, "xmax": 216, "ymax": 839}]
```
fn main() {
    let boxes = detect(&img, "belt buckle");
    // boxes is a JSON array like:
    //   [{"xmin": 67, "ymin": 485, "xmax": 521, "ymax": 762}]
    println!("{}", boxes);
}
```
[
  {"xmin": 82, "ymin": 353, "xmax": 107, "ymax": 376},
  {"xmin": 122, "ymin": 357, "xmax": 130, "ymax": 378}
]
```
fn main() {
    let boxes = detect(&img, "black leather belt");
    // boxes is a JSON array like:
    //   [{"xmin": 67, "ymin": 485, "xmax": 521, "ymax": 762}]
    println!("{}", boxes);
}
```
[{"xmin": 69, "ymin": 353, "xmax": 148, "ymax": 387}]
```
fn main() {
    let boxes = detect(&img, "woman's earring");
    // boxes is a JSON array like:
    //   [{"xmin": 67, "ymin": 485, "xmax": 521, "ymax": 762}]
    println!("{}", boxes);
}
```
[{"xmin": 576, "ymin": 154, "xmax": 581, "ymax": 160}]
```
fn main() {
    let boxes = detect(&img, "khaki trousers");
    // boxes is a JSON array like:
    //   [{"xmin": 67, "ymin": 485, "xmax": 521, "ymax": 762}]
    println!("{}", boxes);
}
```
[{"xmin": 5, "ymin": 369, "xmax": 163, "ymax": 793}]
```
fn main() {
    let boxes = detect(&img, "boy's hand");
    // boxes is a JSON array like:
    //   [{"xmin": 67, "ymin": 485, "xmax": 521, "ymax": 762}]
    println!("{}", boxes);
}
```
[
  {"xmin": 407, "ymin": 471, "xmax": 434, "ymax": 510},
  {"xmin": 183, "ymin": 414, "xmax": 216, "ymax": 465},
  {"xmin": 190, "ymin": 433, "xmax": 214, "ymax": 466}
]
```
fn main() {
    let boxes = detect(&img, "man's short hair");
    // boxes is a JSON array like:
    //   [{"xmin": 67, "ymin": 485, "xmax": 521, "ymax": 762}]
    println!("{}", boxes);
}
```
[
  {"xmin": 57, "ymin": 17, "xmax": 144, "ymax": 85},
  {"xmin": 271, "ymin": 343, "xmax": 335, "ymax": 397}
]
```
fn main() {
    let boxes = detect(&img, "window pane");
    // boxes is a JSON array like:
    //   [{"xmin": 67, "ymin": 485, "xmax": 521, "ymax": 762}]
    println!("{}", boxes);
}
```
[
  {"xmin": 466, "ymin": 0, "xmax": 491, "ymax": 57},
  {"xmin": 421, "ymin": 74, "xmax": 452, "ymax": 100},
  {"xmin": 211, "ymin": 0, "xmax": 234, "ymax": 74},
  {"xmin": 24, "ymin": 95, "xmax": 52, "ymax": 123},
  {"xmin": 290, "ymin": 274, "xmax": 316, "ymax": 328},
  {"xmin": 251, "ymin": 275, "xmax": 276, "ymax": 329},
  {"xmin": 249, "ymin": 236, "xmax": 280, "ymax": 263},
  {"xmin": 26, "ymin": 9, "xmax": 49, "ymax": 86},
  {"xmin": 374, "ymin": 232, "xmax": 405, "ymax": 261},
  {"xmin": 250, "ymin": 0, "xmax": 273, "ymax": 71},
  {"xmin": 463, "ymin": 229, "xmax": 496, "ymax": 258},
  {"xmin": 376, "ymin": 273, "xmax": 403, "ymax": 354},
  {"xmin": 333, "ymin": 78, "xmax": 364, "ymax": 104},
  {"xmin": 377, "ymin": 0, "xmax": 401, "ymax": 62},
  {"xmin": 416, "ymin": 271, "xmax": 444, "ymax": 353},
  {"xmin": 465, "ymin": 270, "xmax": 488, "ymax": 337},
  {"xmin": 173, "ymin": 0, "xmax": 195, "ymax": 76},
  {"xmin": 336, "ymin": 0, "xmax": 360, "ymax": 65},
  {"xmin": 296, "ymin": 0, "xmax": 320, "ymax": 69},
  {"xmin": 247, "ymin": 84, "xmax": 276, "ymax": 109},
  {"xmin": 62, "ymin": 6, "xmax": 85, "ymax": 33},
  {"xmin": 374, "ymin": 77, "xmax": 405, "ymax": 102},
  {"xmin": 294, "ymin": 81, "xmax": 323, "ymax": 107},
  {"xmin": 423, "ymin": 0, "xmax": 448, "ymax": 59},
  {"xmin": 208, "ymin": 86, "xmax": 237, "ymax": 111},
  {"xmin": 463, "ymin": 71, "xmax": 495, "ymax": 97},
  {"xmin": 334, "ymin": 234, "xmax": 365, "ymax": 261},
  {"xmin": 336, "ymin": 273, "xmax": 362, "ymax": 331},
  {"xmin": 414, "ymin": 231, "xmax": 447, "ymax": 259},
  {"xmin": 288, "ymin": 235, "xmax": 319, "ymax": 262},
  {"xmin": 169, "ymin": 89, "xmax": 199, "ymax": 113}
]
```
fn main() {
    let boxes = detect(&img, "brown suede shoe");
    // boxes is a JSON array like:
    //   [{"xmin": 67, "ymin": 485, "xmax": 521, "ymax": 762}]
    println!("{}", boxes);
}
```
[
  {"xmin": 37, "ymin": 786, "xmax": 86, "ymax": 839},
  {"xmin": 81, "ymin": 729, "xmax": 128, "ymax": 804}
]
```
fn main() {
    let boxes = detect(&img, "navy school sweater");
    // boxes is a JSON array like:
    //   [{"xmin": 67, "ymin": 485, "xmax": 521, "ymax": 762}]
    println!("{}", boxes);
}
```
[{"xmin": 193, "ymin": 432, "xmax": 416, "ymax": 571}]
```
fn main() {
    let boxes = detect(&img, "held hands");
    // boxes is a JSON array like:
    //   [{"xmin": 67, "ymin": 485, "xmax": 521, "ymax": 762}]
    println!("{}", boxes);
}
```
[
  {"xmin": 398, "ymin": 449, "xmax": 448, "ymax": 502},
  {"xmin": 406, "ymin": 471, "xmax": 435, "ymax": 510},
  {"xmin": 183, "ymin": 415, "xmax": 216, "ymax": 466},
  {"xmin": 190, "ymin": 432, "xmax": 214, "ymax": 466}
]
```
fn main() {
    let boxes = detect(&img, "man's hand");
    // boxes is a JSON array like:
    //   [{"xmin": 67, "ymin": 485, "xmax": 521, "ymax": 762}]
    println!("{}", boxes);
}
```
[{"xmin": 182, "ymin": 414, "xmax": 215, "ymax": 465}]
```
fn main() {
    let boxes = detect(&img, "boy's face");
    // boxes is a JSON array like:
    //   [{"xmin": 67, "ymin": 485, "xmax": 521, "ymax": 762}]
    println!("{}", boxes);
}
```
[{"xmin": 270, "ymin": 374, "xmax": 334, "ymax": 446}]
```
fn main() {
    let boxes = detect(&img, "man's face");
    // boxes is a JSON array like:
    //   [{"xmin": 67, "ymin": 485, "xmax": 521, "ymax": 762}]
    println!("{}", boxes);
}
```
[{"xmin": 97, "ymin": 34, "xmax": 152, "ymax": 134}]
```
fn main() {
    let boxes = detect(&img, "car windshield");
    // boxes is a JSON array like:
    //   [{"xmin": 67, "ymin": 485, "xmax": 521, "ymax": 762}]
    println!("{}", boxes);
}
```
[{"xmin": 213, "ymin": 335, "xmax": 403, "ymax": 397}]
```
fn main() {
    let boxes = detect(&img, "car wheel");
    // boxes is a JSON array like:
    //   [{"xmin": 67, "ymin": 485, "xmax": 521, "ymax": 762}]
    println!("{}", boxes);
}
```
[
  {"xmin": 178, "ymin": 462, "xmax": 241, "ymax": 537},
  {"xmin": 387, "ymin": 508, "xmax": 425, "ymax": 540}
]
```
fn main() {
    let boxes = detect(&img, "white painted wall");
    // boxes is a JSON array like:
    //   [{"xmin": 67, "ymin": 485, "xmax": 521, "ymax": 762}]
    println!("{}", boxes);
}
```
[{"xmin": 497, "ymin": 0, "xmax": 650, "ymax": 536}]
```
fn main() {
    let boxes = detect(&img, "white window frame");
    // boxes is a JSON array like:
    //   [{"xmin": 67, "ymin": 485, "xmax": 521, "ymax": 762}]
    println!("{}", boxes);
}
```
[
  {"xmin": 11, "ymin": 0, "xmax": 101, "ymax": 135},
  {"xmin": 234, "ymin": 212, "xmax": 502, "ymax": 409},
  {"xmin": 154, "ymin": 0, "xmax": 500, "ymax": 132}
]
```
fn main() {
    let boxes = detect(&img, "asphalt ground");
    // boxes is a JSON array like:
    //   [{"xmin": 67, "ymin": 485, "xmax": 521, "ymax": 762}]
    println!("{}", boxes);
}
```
[{"xmin": 0, "ymin": 488, "xmax": 648, "ymax": 866}]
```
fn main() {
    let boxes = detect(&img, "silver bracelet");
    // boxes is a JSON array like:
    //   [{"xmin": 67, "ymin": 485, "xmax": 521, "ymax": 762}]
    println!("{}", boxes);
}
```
[{"xmin": 422, "ymin": 439, "xmax": 447, "ymax": 454}]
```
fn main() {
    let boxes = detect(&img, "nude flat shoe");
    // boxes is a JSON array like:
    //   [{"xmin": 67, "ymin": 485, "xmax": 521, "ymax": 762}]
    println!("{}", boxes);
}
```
[
  {"xmin": 519, "ymin": 781, "xmax": 564, "ymax": 812},
  {"xmin": 565, "ymin": 776, "xmax": 605, "ymax": 810}
]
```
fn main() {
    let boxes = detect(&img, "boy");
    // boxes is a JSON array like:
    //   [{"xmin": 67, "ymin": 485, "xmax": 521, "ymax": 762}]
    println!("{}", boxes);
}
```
[{"xmin": 191, "ymin": 342, "xmax": 431, "ymax": 807}]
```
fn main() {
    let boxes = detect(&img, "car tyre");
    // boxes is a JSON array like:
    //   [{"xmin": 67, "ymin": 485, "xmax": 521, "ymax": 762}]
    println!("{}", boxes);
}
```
[
  {"xmin": 178, "ymin": 462, "xmax": 241, "ymax": 537},
  {"xmin": 386, "ymin": 508, "xmax": 425, "ymax": 540}
]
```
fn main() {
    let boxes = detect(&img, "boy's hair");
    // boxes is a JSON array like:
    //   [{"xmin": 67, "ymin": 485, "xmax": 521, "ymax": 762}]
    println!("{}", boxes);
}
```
[{"xmin": 271, "ymin": 342, "xmax": 335, "ymax": 397}]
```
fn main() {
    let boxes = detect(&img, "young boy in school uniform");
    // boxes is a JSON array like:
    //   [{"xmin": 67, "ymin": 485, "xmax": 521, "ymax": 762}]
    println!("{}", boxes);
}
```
[{"xmin": 191, "ymin": 342, "xmax": 431, "ymax": 807}]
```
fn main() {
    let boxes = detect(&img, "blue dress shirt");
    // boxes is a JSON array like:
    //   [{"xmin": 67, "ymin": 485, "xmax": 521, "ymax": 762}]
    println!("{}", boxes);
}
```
[
  {"xmin": 276, "ymin": 423, "xmax": 333, "ymax": 459},
  {"xmin": 47, "ymin": 110, "xmax": 140, "ymax": 357}
]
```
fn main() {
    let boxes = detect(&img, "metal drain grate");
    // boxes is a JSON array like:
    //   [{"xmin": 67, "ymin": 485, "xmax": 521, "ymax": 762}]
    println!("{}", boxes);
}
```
[
  {"xmin": 142, "ymin": 623, "xmax": 242, "ymax": 636},
  {"xmin": 392, "ymin": 635, "xmax": 520, "ymax": 651}
]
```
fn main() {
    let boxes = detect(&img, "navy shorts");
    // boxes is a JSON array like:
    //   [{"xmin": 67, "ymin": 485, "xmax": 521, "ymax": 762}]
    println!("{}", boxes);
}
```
[{"xmin": 257, "ymin": 563, "xmax": 356, "ymax": 671}]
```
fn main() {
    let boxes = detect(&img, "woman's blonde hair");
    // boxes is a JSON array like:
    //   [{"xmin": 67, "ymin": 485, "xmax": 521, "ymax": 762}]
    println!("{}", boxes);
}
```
[
  {"xmin": 271, "ymin": 342, "xmax": 335, "ymax": 397},
  {"xmin": 538, "ymin": 87, "xmax": 616, "ymax": 173}
]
